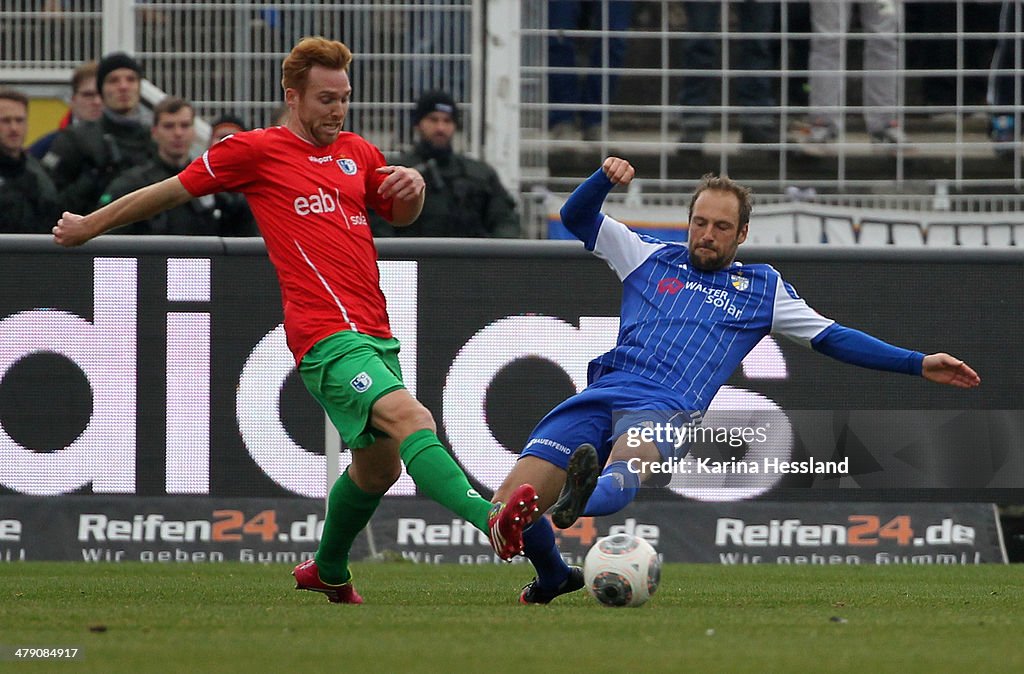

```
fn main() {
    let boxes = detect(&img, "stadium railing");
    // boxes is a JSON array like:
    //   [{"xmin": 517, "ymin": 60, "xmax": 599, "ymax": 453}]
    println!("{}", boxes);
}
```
[{"xmin": 2, "ymin": 0, "xmax": 1022, "ymax": 240}]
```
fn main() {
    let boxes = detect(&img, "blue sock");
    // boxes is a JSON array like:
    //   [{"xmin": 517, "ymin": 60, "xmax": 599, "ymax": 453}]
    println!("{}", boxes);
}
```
[
  {"xmin": 522, "ymin": 517, "xmax": 570, "ymax": 590},
  {"xmin": 582, "ymin": 461, "xmax": 640, "ymax": 517}
]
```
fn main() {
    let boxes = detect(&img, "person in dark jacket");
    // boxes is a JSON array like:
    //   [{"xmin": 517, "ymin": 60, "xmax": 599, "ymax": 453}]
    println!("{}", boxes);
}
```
[
  {"xmin": 41, "ymin": 51, "xmax": 156, "ymax": 215},
  {"xmin": 372, "ymin": 90, "xmax": 520, "ymax": 238},
  {"xmin": 28, "ymin": 61, "xmax": 103, "ymax": 159},
  {"xmin": 206, "ymin": 114, "xmax": 258, "ymax": 236},
  {"xmin": 101, "ymin": 97, "xmax": 256, "ymax": 236},
  {"xmin": 0, "ymin": 88, "xmax": 59, "ymax": 233}
]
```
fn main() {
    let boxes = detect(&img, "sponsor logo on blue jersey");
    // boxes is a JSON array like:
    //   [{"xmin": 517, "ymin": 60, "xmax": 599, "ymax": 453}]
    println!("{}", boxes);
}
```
[{"xmin": 657, "ymin": 277, "xmax": 684, "ymax": 294}]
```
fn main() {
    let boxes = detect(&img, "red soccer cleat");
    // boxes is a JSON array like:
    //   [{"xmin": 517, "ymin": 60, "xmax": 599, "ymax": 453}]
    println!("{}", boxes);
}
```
[
  {"xmin": 488, "ymin": 483, "xmax": 540, "ymax": 561},
  {"xmin": 292, "ymin": 559, "xmax": 364, "ymax": 604}
]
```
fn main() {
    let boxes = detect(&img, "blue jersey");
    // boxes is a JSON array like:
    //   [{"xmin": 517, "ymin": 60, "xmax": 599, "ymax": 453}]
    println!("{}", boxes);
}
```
[
  {"xmin": 523, "ymin": 169, "xmax": 925, "ymax": 472},
  {"xmin": 584, "ymin": 214, "xmax": 833, "ymax": 412},
  {"xmin": 561, "ymin": 169, "xmax": 923, "ymax": 414}
]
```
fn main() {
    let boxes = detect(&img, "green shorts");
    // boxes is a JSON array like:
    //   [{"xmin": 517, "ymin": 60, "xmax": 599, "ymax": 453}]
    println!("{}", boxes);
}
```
[{"xmin": 298, "ymin": 331, "xmax": 405, "ymax": 450}]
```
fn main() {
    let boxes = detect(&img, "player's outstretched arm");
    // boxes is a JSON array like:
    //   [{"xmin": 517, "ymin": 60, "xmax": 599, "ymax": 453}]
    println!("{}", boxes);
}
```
[
  {"xmin": 376, "ymin": 166, "xmax": 426, "ymax": 226},
  {"xmin": 53, "ymin": 176, "xmax": 194, "ymax": 247},
  {"xmin": 921, "ymin": 353, "xmax": 981, "ymax": 388}
]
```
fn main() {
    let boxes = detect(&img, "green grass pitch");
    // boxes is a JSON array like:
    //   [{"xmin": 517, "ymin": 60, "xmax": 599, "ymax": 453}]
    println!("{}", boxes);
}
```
[{"xmin": 2, "ymin": 562, "xmax": 1023, "ymax": 673}]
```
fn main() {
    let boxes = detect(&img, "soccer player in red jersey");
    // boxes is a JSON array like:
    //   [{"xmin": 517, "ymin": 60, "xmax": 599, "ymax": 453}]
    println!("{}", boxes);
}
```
[{"xmin": 52, "ymin": 37, "xmax": 538, "ymax": 603}]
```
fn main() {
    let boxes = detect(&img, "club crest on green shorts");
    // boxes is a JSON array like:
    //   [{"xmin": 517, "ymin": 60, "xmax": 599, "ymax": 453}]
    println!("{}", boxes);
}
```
[{"xmin": 350, "ymin": 372, "xmax": 373, "ymax": 393}]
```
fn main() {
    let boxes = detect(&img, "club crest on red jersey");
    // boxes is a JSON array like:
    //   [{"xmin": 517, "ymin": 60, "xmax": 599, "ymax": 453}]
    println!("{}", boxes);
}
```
[{"xmin": 336, "ymin": 158, "xmax": 357, "ymax": 175}]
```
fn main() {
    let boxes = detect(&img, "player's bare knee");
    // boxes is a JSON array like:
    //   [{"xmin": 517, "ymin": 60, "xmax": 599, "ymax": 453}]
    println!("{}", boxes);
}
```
[
  {"xmin": 396, "ymin": 399, "xmax": 436, "ymax": 435},
  {"xmin": 608, "ymin": 440, "xmax": 660, "ymax": 485},
  {"xmin": 357, "ymin": 462, "xmax": 402, "ymax": 494},
  {"xmin": 374, "ymin": 396, "xmax": 437, "ymax": 438},
  {"xmin": 374, "ymin": 464, "xmax": 403, "ymax": 492}
]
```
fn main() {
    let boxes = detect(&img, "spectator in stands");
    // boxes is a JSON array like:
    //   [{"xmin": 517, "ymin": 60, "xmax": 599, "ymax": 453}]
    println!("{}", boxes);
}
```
[
  {"xmin": 804, "ymin": 0, "xmax": 907, "ymax": 150},
  {"xmin": 988, "ymin": 0, "xmax": 1021, "ymax": 159},
  {"xmin": 0, "ymin": 89, "xmax": 60, "ymax": 233},
  {"xmin": 400, "ymin": 0, "xmax": 470, "ymax": 144},
  {"xmin": 548, "ymin": 0, "xmax": 634, "ymax": 141},
  {"xmin": 783, "ymin": 2, "xmax": 812, "ymax": 109},
  {"xmin": 372, "ymin": 90, "xmax": 520, "ymax": 238},
  {"xmin": 207, "ymin": 114, "xmax": 258, "ymax": 235},
  {"xmin": 408, "ymin": 0, "xmax": 468, "ymax": 101},
  {"xmin": 41, "ymin": 51, "xmax": 156, "ymax": 215},
  {"xmin": 209, "ymin": 113, "xmax": 247, "ymax": 145},
  {"xmin": 28, "ymin": 61, "xmax": 103, "ymax": 159},
  {"xmin": 678, "ymin": 1, "xmax": 780, "ymax": 146},
  {"xmin": 905, "ymin": 2, "xmax": 997, "ymax": 119},
  {"xmin": 101, "ymin": 97, "xmax": 253, "ymax": 236}
]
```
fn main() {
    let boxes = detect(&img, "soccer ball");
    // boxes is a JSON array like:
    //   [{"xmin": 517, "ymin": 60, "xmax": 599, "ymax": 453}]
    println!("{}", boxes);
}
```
[{"xmin": 583, "ymin": 533, "xmax": 660, "ymax": 608}]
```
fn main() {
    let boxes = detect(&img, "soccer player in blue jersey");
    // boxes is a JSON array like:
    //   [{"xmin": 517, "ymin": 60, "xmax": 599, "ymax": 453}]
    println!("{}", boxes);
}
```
[{"xmin": 495, "ymin": 156, "xmax": 981, "ymax": 604}]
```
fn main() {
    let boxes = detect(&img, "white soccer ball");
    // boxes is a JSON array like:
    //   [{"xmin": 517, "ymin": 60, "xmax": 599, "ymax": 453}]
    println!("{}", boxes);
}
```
[{"xmin": 583, "ymin": 533, "xmax": 661, "ymax": 608}]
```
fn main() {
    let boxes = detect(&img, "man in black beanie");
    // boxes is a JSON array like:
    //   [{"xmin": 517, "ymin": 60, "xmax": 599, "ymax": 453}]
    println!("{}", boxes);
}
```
[
  {"xmin": 41, "ymin": 51, "xmax": 156, "ymax": 215},
  {"xmin": 371, "ymin": 90, "xmax": 520, "ymax": 238}
]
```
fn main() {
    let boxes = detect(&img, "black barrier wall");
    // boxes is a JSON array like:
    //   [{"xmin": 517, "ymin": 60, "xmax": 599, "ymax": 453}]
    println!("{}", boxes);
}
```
[
  {"xmin": 0, "ymin": 236, "xmax": 1022, "ymax": 502},
  {"xmin": 0, "ymin": 497, "xmax": 1006, "ymax": 564}
]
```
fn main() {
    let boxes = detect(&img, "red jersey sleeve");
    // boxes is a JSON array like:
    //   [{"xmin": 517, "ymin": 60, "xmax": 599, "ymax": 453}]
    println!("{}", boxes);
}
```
[
  {"xmin": 178, "ymin": 130, "xmax": 262, "ymax": 197},
  {"xmin": 361, "ymin": 141, "xmax": 394, "ymax": 222}
]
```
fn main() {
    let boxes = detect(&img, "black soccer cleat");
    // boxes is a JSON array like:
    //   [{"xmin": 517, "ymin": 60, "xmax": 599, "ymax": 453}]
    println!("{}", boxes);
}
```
[
  {"xmin": 550, "ymin": 443, "xmax": 601, "ymax": 529},
  {"xmin": 519, "ymin": 566, "xmax": 585, "ymax": 605}
]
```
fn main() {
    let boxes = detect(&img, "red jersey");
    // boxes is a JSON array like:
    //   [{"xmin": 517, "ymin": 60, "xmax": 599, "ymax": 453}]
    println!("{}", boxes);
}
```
[{"xmin": 178, "ymin": 127, "xmax": 396, "ymax": 363}]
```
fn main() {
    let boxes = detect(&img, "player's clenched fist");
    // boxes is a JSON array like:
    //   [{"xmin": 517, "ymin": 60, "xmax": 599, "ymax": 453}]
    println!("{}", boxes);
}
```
[
  {"xmin": 52, "ymin": 212, "xmax": 93, "ymax": 248},
  {"xmin": 376, "ymin": 165, "xmax": 425, "ymax": 202},
  {"xmin": 602, "ymin": 156, "xmax": 634, "ymax": 185}
]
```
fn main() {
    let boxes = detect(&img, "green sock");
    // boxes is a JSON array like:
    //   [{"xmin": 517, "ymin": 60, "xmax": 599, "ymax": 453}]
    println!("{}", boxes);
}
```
[
  {"xmin": 400, "ymin": 429, "xmax": 492, "ymax": 532},
  {"xmin": 315, "ymin": 470, "xmax": 382, "ymax": 584}
]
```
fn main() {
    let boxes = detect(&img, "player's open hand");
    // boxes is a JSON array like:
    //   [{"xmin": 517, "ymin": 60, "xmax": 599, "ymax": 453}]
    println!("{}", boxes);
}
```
[
  {"xmin": 921, "ymin": 353, "xmax": 980, "ymax": 388},
  {"xmin": 602, "ymin": 157, "xmax": 634, "ymax": 186},
  {"xmin": 52, "ymin": 212, "xmax": 93, "ymax": 247},
  {"xmin": 377, "ymin": 166, "xmax": 426, "ymax": 202}
]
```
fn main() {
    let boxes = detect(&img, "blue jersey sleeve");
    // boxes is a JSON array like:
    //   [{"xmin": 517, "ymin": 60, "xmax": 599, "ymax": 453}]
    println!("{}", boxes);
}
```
[
  {"xmin": 560, "ymin": 169, "xmax": 615, "ymax": 250},
  {"xmin": 811, "ymin": 323, "xmax": 924, "ymax": 376}
]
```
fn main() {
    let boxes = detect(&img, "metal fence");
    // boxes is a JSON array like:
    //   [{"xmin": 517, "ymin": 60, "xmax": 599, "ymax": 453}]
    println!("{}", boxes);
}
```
[
  {"xmin": 1, "ymin": 0, "xmax": 1023, "ymax": 237},
  {"xmin": 0, "ymin": 0, "xmax": 480, "ymax": 153},
  {"xmin": 521, "ymin": 1, "xmax": 1022, "ymax": 194},
  {"xmin": 0, "ymin": 1, "xmax": 102, "ymax": 73}
]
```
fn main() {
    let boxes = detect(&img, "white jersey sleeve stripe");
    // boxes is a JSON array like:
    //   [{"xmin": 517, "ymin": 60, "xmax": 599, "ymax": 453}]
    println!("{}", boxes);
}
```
[
  {"xmin": 201, "ymin": 150, "xmax": 216, "ymax": 178},
  {"xmin": 770, "ymin": 274, "xmax": 834, "ymax": 347},
  {"xmin": 592, "ymin": 215, "xmax": 665, "ymax": 281}
]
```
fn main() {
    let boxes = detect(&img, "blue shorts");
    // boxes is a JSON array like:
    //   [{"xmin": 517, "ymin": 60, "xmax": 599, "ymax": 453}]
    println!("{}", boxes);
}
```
[{"xmin": 520, "ymin": 372, "xmax": 701, "ymax": 470}]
